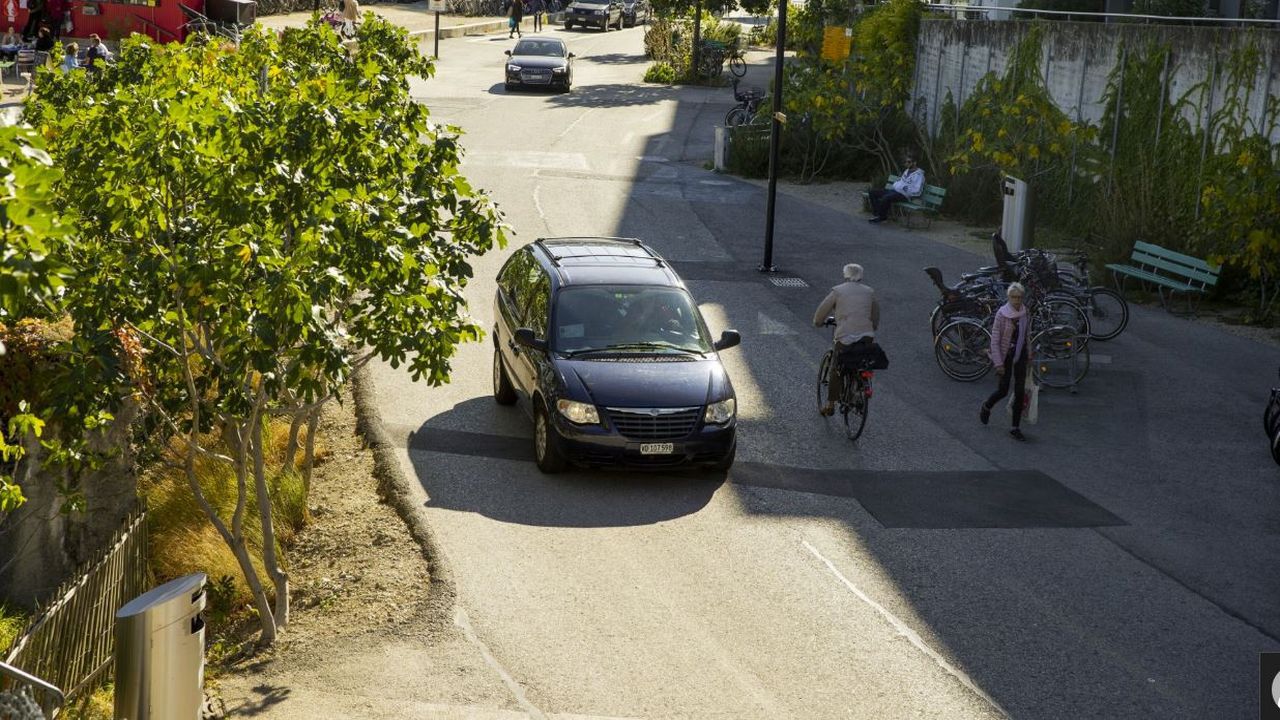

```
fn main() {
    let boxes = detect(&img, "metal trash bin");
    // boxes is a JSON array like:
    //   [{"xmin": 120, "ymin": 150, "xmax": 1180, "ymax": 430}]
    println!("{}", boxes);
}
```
[
  {"xmin": 1001, "ymin": 175, "xmax": 1031, "ymax": 252},
  {"xmin": 113, "ymin": 573, "xmax": 207, "ymax": 720}
]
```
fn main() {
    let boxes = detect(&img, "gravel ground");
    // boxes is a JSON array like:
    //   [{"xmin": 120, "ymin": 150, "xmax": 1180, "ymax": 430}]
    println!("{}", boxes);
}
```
[{"xmin": 213, "ymin": 386, "xmax": 434, "ymax": 707}]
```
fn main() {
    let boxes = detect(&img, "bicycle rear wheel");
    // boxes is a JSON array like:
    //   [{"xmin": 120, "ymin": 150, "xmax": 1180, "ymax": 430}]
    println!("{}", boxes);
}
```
[
  {"xmin": 1031, "ymin": 325, "xmax": 1090, "ymax": 388},
  {"xmin": 842, "ymin": 374, "xmax": 869, "ymax": 441},
  {"xmin": 934, "ymin": 318, "xmax": 992, "ymax": 382},
  {"xmin": 729, "ymin": 55, "xmax": 746, "ymax": 77},
  {"xmin": 816, "ymin": 350, "xmax": 832, "ymax": 414},
  {"xmin": 1084, "ymin": 286, "xmax": 1129, "ymax": 341},
  {"xmin": 725, "ymin": 106, "xmax": 749, "ymax": 127},
  {"xmin": 1043, "ymin": 298, "xmax": 1091, "ymax": 348}
]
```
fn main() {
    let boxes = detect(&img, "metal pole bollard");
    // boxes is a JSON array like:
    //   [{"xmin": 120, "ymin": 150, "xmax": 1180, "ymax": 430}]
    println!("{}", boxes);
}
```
[{"xmin": 113, "ymin": 573, "xmax": 207, "ymax": 720}]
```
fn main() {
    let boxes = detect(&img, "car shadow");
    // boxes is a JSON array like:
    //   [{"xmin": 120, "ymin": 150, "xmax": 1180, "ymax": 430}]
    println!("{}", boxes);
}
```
[
  {"xmin": 546, "ymin": 82, "xmax": 678, "ymax": 108},
  {"xmin": 405, "ymin": 397, "xmax": 725, "ymax": 528}
]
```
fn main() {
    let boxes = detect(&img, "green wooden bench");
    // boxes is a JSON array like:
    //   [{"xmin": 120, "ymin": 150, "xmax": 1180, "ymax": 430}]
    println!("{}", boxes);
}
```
[
  {"xmin": 1105, "ymin": 240, "xmax": 1220, "ymax": 315},
  {"xmin": 860, "ymin": 174, "xmax": 946, "ymax": 229}
]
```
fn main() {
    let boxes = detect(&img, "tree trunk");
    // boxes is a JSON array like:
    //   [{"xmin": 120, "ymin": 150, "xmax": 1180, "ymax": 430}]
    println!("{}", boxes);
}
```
[
  {"xmin": 251, "ymin": 419, "xmax": 289, "ymax": 629},
  {"xmin": 301, "ymin": 407, "xmax": 320, "ymax": 496},
  {"xmin": 283, "ymin": 413, "xmax": 304, "ymax": 473}
]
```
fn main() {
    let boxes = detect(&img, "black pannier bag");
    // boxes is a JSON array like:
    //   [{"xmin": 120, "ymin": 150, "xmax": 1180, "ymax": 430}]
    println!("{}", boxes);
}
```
[{"xmin": 837, "ymin": 341, "xmax": 889, "ymax": 372}]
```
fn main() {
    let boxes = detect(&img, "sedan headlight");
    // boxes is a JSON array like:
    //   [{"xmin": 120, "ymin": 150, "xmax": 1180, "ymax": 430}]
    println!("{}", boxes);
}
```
[
  {"xmin": 704, "ymin": 398, "xmax": 735, "ymax": 425},
  {"xmin": 507, "ymin": 64, "xmax": 522, "ymax": 72},
  {"xmin": 557, "ymin": 398, "xmax": 600, "ymax": 425},
  {"xmin": 552, "ymin": 66, "xmax": 567, "ymax": 73}
]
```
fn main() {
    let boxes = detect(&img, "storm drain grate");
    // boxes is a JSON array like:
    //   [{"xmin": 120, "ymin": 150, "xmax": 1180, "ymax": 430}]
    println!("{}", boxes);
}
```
[{"xmin": 768, "ymin": 276, "xmax": 809, "ymax": 288}]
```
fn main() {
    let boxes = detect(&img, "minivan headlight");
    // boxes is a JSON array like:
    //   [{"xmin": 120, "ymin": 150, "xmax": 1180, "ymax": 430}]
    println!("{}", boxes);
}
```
[
  {"xmin": 557, "ymin": 398, "xmax": 600, "ymax": 425},
  {"xmin": 704, "ymin": 398, "xmax": 735, "ymax": 425}
]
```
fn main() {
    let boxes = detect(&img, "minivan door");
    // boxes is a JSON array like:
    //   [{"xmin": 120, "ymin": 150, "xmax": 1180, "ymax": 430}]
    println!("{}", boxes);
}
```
[{"xmin": 514, "ymin": 269, "xmax": 552, "ymax": 404}]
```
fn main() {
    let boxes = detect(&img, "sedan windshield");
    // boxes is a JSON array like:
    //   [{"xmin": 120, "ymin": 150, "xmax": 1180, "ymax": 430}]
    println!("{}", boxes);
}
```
[
  {"xmin": 513, "ymin": 40, "xmax": 565, "ymax": 57},
  {"xmin": 553, "ymin": 286, "xmax": 713, "ymax": 355}
]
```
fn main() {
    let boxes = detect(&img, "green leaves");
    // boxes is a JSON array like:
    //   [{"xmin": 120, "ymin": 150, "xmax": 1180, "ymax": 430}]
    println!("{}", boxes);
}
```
[{"xmin": 0, "ymin": 126, "xmax": 76, "ymax": 320}]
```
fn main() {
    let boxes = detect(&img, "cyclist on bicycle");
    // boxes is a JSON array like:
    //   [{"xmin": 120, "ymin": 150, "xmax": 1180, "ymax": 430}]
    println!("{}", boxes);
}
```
[{"xmin": 812, "ymin": 263, "xmax": 880, "ymax": 417}]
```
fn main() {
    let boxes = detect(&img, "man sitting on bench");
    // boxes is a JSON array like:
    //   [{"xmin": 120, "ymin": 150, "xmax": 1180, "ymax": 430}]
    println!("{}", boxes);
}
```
[{"xmin": 867, "ymin": 155, "xmax": 924, "ymax": 224}]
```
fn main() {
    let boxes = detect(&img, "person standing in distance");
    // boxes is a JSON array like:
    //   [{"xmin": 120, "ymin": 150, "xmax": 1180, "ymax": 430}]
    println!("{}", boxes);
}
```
[
  {"xmin": 530, "ymin": 0, "xmax": 544, "ymax": 31},
  {"xmin": 980, "ymin": 282, "xmax": 1031, "ymax": 441},
  {"xmin": 812, "ymin": 263, "xmax": 880, "ymax": 417},
  {"xmin": 508, "ymin": 0, "xmax": 524, "ymax": 38}
]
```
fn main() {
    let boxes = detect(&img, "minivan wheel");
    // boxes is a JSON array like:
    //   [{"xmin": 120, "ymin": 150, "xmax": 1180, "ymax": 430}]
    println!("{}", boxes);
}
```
[
  {"xmin": 534, "ymin": 404, "xmax": 567, "ymax": 473},
  {"xmin": 493, "ymin": 350, "xmax": 517, "ymax": 405}
]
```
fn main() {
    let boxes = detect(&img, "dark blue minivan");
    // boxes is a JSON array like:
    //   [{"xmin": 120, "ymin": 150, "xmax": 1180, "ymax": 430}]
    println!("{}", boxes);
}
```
[{"xmin": 492, "ymin": 237, "xmax": 741, "ymax": 473}]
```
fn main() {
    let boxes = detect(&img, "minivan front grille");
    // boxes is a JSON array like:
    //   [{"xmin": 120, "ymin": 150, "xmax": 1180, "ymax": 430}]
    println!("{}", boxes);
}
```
[{"xmin": 607, "ymin": 407, "xmax": 701, "ymax": 440}]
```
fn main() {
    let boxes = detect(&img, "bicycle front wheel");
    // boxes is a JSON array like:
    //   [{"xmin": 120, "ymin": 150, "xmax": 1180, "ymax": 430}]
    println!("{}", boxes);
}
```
[
  {"xmin": 1032, "ymin": 325, "xmax": 1090, "ymax": 388},
  {"xmin": 1084, "ymin": 286, "xmax": 1129, "ymax": 341},
  {"xmin": 843, "ymin": 376, "xmax": 869, "ymax": 441},
  {"xmin": 816, "ymin": 350, "xmax": 832, "ymax": 414},
  {"xmin": 725, "ymin": 106, "xmax": 748, "ymax": 127},
  {"xmin": 729, "ymin": 56, "xmax": 746, "ymax": 77},
  {"xmin": 934, "ymin": 318, "xmax": 992, "ymax": 382}
]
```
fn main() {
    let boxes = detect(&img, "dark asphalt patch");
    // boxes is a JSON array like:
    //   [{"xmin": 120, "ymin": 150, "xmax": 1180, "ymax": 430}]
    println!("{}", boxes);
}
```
[{"xmin": 397, "ymin": 427, "xmax": 1125, "ymax": 529}]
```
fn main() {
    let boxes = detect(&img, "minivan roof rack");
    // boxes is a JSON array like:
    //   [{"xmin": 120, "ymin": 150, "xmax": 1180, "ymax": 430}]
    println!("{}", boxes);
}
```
[{"xmin": 533, "ymin": 236, "xmax": 664, "ymax": 268}]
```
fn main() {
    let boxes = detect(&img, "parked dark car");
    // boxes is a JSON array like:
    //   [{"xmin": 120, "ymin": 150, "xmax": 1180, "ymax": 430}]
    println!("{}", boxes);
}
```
[
  {"xmin": 621, "ymin": 0, "xmax": 649, "ymax": 26},
  {"xmin": 564, "ymin": 0, "xmax": 623, "ymax": 31},
  {"xmin": 505, "ymin": 37, "xmax": 574, "ymax": 92},
  {"xmin": 492, "ymin": 237, "xmax": 741, "ymax": 473}
]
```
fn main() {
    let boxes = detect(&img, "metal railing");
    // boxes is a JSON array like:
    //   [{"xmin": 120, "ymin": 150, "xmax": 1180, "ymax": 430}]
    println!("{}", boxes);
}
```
[
  {"xmin": 3, "ymin": 508, "xmax": 149, "ymax": 706},
  {"xmin": 0, "ymin": 661, "xmax": 64, "ymax": 719},
  {"xmin": 921, "ymin": 2, "xmax": 1280, "ymax": 27}
]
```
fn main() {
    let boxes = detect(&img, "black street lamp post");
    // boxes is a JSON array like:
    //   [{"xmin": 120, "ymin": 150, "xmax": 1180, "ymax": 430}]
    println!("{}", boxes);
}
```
[{"xmin": 759, "ymin": 0, "xmax": 787, "ymax": 272}]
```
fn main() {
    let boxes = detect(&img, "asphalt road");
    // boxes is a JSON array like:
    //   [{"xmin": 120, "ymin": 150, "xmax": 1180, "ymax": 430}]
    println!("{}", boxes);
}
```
[{"xmin": 365, "ymin": 24, "xmax": 1280, "ymax": 719}]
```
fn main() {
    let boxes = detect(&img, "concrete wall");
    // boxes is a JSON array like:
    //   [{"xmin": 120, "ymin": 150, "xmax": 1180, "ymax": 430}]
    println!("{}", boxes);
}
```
[{"xmin": 910, "ymin": 19, "xmax": 1280, "ymax": 143}]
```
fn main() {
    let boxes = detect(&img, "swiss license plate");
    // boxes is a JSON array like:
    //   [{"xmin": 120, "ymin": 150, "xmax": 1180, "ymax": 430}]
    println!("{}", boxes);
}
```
[{"xmin": 639, "ymin": 443, "xmax": 674, "ymax": 455}]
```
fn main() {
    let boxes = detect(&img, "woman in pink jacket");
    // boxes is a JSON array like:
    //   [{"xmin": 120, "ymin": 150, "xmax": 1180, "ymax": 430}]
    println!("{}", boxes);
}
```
[{"xmin": 979, "ymin": 282, "xmax": 1030, "ymax": 440}]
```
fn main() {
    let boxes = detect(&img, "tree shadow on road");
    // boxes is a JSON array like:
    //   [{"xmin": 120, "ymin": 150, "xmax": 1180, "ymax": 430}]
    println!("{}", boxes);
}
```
[{"xmin": 547, "ymin": 82, "xmax": 679, "ymax": 108}]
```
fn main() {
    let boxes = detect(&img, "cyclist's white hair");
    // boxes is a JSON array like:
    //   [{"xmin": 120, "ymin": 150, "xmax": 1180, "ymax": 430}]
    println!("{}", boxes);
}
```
[
  {"xmin": 1007, "ymin": 282, "xmax": 1027, "ymax": 296},
  {"xmin": 843, "ymin": 263, "xmax": 864, "ymax": 281}
]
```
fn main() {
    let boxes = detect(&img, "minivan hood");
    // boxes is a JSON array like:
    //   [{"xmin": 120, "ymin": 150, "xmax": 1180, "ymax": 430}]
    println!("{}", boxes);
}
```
[{"xmin": 559, "ymin": 357, "xmax": 731, "ymax": 408}]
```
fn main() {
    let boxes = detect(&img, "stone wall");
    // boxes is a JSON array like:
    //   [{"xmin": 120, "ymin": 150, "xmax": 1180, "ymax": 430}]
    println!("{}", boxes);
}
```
[
  {"xmin": 0, "ymin": 402, "xmax": 140, "ymax": 610},
  {"xmin": 910, "ymin": 19, "xmax": 1280, "ymax": 142}
]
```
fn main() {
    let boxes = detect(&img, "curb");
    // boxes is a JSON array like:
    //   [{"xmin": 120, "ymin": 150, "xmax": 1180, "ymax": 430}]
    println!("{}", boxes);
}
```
[
  {"xmin": 407, "ymin": 14, "xmax": 561, "ymax": 40},
  {"xmin": 350, "ymin": 362, "xmax": 458, "ymax": 633}
]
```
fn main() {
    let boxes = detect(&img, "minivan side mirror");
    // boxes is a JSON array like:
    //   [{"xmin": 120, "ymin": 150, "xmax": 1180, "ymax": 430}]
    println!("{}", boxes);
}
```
[
  {"xmin": 505, "ymin": 49, "xmax": 512, "ymax": 56},
  {"xmin": 514, "ymin": 328, "xmax": 548, "ymax": 352},
  {"xmin": 713, "ymin": 330, "xmax": 741, "ymax": 351},
  {"xmin": 568, "ymin": 52, "xmax": 576, "ymax": 59}
]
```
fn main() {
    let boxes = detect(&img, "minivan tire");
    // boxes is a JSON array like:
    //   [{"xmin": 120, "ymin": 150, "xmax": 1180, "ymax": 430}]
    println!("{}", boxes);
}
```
[
  {"xmin": 534, "ymin": 404, "xmax": 568, "ymax": 473},
  {"xmin": 493, "ymin": 350, "xmax": 517, "ymax": 405}
]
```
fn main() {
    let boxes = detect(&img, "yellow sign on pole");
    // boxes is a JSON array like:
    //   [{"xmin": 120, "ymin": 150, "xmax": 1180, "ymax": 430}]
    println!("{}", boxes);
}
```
[{"xmin": 821, "ymin": 26, "xmax": 853, "ymax": 62}]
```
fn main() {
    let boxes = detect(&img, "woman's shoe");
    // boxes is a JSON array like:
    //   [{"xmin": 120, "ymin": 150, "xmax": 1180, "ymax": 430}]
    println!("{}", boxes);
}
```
[
  {"xmin": 1009, "ymin": 428, "xmax": 1026, "ymax": 441},
  {"xmin": 979, "ymin": 404, "xmax": 990, "ymax": 425},
  {"xmin": 819, "ymin": 402, "xmax": 835, "ymax": 417}
]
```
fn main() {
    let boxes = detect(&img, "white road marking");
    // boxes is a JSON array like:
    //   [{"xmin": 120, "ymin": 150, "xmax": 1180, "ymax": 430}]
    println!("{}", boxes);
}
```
[
  {"xmin": 469, "ymin": 150, "xmax": 589, "ymax": 170},
  {"xmin": 699, "ymin": 179, "xmax": 733, "ymax": 186},
  {"xmin": 636, "ymin": 155, "xmax": 669, "ymax": 162},
  {"xmin": 456, "ymin": 607, "xmax": 550, "ymax": 720},
  {"xmin": 1090, "ymin": 354, "xmax": 1112, "ymax": 365},
  {"xmin": 533, "ymin": 183, "xmax": 552, "ymax": 234},
  {"xmin": 558, "ymin": 107, "xmax": 595, "ymax": 140},
  {"xmin": 801, "ymin": 540, "xmax": 1009, "ymax": 718},
  {"xmin": 758, "ymin": 311, "xmax": 796, "ymax": 335}
]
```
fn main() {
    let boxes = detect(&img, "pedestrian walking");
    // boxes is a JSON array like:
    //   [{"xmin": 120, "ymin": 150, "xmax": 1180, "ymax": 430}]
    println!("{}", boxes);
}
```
[
  {"xmin": 530, "ymin": 0, "xmax": 544, "ymax": 32},
  {"xmin": 979, "ymin": 282, "xmax": 1031, "ymax": 441},
  {"xmin": 507, "ymin": 0, "xmax": 524, "ymax": 38}
]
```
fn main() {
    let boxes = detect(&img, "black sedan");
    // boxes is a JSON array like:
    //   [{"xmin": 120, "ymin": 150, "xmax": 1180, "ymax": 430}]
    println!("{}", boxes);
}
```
[
  {"xmin": 504, "ymin": 37, "xmax": 574, "ymax": 93},
  {"xmin": 622, "ymin": 0, "xmax": 649, "ymax": 27}
]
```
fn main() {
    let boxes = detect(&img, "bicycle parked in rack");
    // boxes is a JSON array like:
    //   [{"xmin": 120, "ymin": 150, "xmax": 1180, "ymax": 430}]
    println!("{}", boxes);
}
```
[
  {"xmin": 1265, "ymin": 367, "xmax": 1280, "ymax": 464},
  {"xmin": 726, "ymin": 37, "xmax": 746, "ymax": 77},
  {"xmin": 725, "ymin": 77, "xmax": 765, "ymax": 127}
]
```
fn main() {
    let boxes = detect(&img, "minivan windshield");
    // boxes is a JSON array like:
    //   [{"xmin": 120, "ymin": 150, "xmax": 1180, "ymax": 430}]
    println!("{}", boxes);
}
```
[{"xmin": 552, "ymin": 286, "xmax": 713, "ymax": 355}]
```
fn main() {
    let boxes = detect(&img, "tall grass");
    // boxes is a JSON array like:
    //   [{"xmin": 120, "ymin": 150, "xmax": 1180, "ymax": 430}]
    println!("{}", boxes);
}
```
[
  {"xmin": 141, "ymin": 418, "xmax": 325, "ymax": 614},
  {"xmin": 0, "ymin": 602, "xmax": 29, "ymax": 655}
]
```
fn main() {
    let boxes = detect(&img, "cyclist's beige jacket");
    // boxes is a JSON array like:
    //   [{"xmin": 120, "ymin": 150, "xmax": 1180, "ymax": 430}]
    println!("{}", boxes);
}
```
[{"xmin": 812, "ymin": 282, "xmax": 880, "ymax": 344}]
